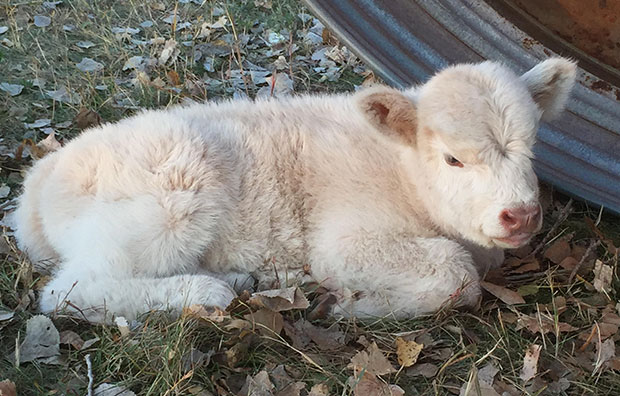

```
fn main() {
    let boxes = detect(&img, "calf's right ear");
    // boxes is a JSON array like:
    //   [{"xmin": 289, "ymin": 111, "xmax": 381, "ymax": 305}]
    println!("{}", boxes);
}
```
[{"xmin": 355, "ymin": 86, "xmax": 418, "ymax": 146}]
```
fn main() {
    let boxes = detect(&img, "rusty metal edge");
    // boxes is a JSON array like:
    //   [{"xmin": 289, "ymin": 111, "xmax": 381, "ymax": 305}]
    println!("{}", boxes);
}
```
[{"xmin": 303, "ymin": 0, "xmax": 620, "ymax": 214}]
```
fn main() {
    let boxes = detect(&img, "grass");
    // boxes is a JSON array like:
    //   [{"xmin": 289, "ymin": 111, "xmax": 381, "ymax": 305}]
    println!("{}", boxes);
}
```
[{"xmin": 1, "ymin": 1, "xmax": 619, "ymax": 395}]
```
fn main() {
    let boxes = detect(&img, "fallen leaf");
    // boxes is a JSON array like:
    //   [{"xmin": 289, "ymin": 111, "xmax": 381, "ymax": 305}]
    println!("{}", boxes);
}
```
[
  {"xmin": 167, "ymin": 70, "xmax": 181, "ymax": 86},
  {"xmin": 593, "ymin": 260, "xmax": 613, "ymax": 293},
  {"xmin": 16, "ymin": 315, "xmax": 61, "ymax": 364},
  {"xmin": 459, "ymin": 367, "xmax": 500, "ymax": 396},
  {"xmin": 283, "ymin": 319, "xmax": 344, "ymax": 351},
  {"xmin": 34, "ymin": 15, "xmax": 51, "ymax": 27},
  {"xmin": 24, "ymin": 118, "xmax": 51, "ymax": 129},
  {"xmin": 257, "ymin": 73, "xmax": 294, "ymax": 98},
  {"xmin": 238, "ymin": 370, "xmax": 274, "ymax": 396},
  {"xmin": 0, "ymin": 185, "xmax": 9, "ymax": 199},
  {"xmin": 59, "ymin": 330, "xmax": 84, "ymax": 350},
  {"xmin": 519, "ymin": 344, "xmax": 541, "ymax": 382},
  {"xmin": 181, "ymin": 348, "xmax": 213, "ymax": 371},
  {"xmin": 349, "ymin": 342, "xmax": 396, "ymax": 376},
  {"xmin": 559, "ymin": 256, "xmax": 578, "ymax": 271},
  {"xmin": 515, "ymin": 313, "xmax": 577, "ymax": 335},
  {"xmin": 122, "ymin": 56, "xmax": 144, "ymax": 71},
  {"xmin": 249, "ymin": 287, "xmax": 309, "ymax": 312},
  {"xmin": 480, "ymin": 281, "xmax": 525, "ymax": 305},
  {"xmin": 76, "ymin": 57, "xmax": 104, "ymax": 72},
  {"xmin": 395, "ymin": 337, "xmax": 423, "ymax": 368},
  {"xmin": 543, "ymin": 239, "xmax": 571, "ymax": 264},
  {"xmin": 0, "ymin": 82, "xmax": 24, "ymax": 96},
  {"xmin": 93, "ymin": 383, "xmax": 136, "ymax": 396},
  {"xmin": 81, "ymin": 337, "xmax": 100, "ymax": 350},
  {"xmin": 0, "ymin": 310, "xmax": 14, "ymax": 322},
  {"xmin": 511, "ymin": 259, "xmax": 540, "ymax": 274},
  {"xmin": 0, "ymin": 380, "xmax": 16, "ymax": 396},
  {"xmin": 114, "ymin": 316, "xmax": 130, "ymax": 337},
  {"xmin": 183, "ymin": 304, "xmax": 228, "ymax": 323},
  {"xmin": 34, "ymin": 132, "xmax": 61, "ymax": 158},
  {"xmin": 0, "ymin": 26, "xmax": 8, "ymax": 34},
  {"xmin": 517, "ymin": 284, "xmax": 539, "ymax": 297},
  {"xmin": 275, "ymin": 382, "xmax": 305, "ymax": 396},
  {"xmin": 159, "ymin": 39, "xmax": 178, "ymax": 64},
  {"xmin": 73, "ymin": 108, "xmax": 101, "ymax": 130},
  {"xmin": 46, "ymin": 86, "xmax": 81, "ymax": 104},
  {"xmin": 308, "ymin": 384, "xmax": 329, "ymax": 396},
  {"xmin": 593, "ymin": 338, "xmax": 616, "ymax": 374},
  {"xmin": 245, "ymin": 308, "xmax": 283, "ymax": 335},
  {"xmin": 111, "ymin": 27, "xmax": 140, "ymax": 35},
  {"xmin": 406, "ymin": 362, "xmax": 439, "ymax": 378},
  {"xmin": 349, "ymin": 372, "xmax": 404, "ymax": 396},
  {"xmin": 224, "ymin": 338, "xmax": 250, "ymax": 368},
  {"xmin": 76, "ymin": 40, "xmax": 95, "ymax": 48}
]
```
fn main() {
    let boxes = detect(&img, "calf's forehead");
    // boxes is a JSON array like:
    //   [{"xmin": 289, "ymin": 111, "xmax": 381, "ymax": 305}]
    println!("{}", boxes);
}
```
[{"xmin": 418, "ymin": 66, "xmax": 539, "ymax": 156}]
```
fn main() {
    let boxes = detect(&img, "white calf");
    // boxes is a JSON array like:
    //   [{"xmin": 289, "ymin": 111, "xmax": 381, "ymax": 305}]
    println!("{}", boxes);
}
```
[{"xmin": 12, "ymin": 58, "xmax": 576, "ymax": 321}]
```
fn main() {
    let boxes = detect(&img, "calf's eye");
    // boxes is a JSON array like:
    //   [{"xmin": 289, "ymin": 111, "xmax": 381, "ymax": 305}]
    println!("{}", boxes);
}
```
[{"xmin": 445, "ymin": 155, "xmax": 464, "ymax": 168}]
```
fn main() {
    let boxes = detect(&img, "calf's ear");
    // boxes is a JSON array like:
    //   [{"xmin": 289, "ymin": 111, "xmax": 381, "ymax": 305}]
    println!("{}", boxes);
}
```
[
  {"xmin": 356, "ymin": 86, "xmax": 418, "ymax": 146},
  {"xmin": 520, "ymin": 57, "xmax": 577, "ymax": 121}
]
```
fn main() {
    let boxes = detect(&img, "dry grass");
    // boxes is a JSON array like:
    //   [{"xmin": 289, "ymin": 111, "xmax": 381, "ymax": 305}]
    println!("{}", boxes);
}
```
[{"xmin": 1, "ymin": 1, "xmax": 619, "ymax": 395}]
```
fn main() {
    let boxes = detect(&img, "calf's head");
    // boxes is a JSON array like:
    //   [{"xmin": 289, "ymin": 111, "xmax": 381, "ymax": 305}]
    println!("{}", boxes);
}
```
[{"xmin": 357, "ymin": 58, "xmax": 577, "ymax": 248}]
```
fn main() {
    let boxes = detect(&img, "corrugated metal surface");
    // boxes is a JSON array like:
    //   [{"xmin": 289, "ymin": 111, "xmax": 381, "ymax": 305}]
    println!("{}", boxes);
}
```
[{"xmin": 303, "ymin": 0, "xmax": 620, "ymax": 214}]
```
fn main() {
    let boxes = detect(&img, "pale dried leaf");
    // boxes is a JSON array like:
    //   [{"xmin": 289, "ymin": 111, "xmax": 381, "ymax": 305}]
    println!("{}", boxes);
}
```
[
  {"xmin": 0, "ymin": 380, "xmax": 16, "ymax": 396},
  {"xmin": 0, "ymin": 310, "xmax": 14, "ymax": 322},
  {"xmin": 159, "ymin": 39, "xmax": 178, "ymax": 64},
  {"xmin": 519, "ymin": 344, "xmax": 541, "ymax": 382},
  {"xmin": 0, "ymin": 26, "xmax": 8, "ymax": 34},
  {"xmin": 76, "ymin": 57, "xmax": 104, "ymax": 72},
  {"xmin": 76, "ymin": 40, "xmax": 95, "ymax": 48},
  {"xmin": 395, "ymin": 337, "xmax": 423, "ymax": 368},
  {"xmin": 349, "ymin": 372, "xmax": 404, "ymax": 396},
  {"xmin": 35, "ymin": 132, "xmax": 61, "ymax": 157},
  {"xmin": 111, "ymin": 27, "xmax": 140, "ymax": 35},
  {"xmin": 478, "ymin": 363, "xmax": 499, "ymax": 386},
  {"xmin": 594, "ymin": 338, "xmax": 616, "ymax": 374},
  {"xmin": 245, "ymin": 308, "xmax": 283, "ymax": 335},
  {"xmin": 59, "ymin": 330, "xmax": 84, "ymax": 350},
  {"xmin": 17, "ymin": 315, "xmax": 60, "ymax": 364},
  {"xmin": 249, "ymin": 287, "xmax": 309, "ymax": 312},
  {"xmin": 34, "ymin": 15, "xmax": 51, "ymax": 27},
  {"xmin": 593, "ymin": 260, "xmax": 613, "ymax": 293},
  {"xmin": 480, "ymin": 281, "xmax": 525, "ymax": 305},
  {"xmin": 515, "ymin": 313, "xmax": 577, "ymax": 335},
  {"xmin": 123, "ymin": 56, "xmax": 144, "ymax": 71},
  {"xmin": 93, "ymin": 383, "xmax": 136, "ymax": 396},
  {"xmin": 183, "ymin": 304, "xmax": 228, "ymax": 323},
  {"xmin": 459, "ymin": 368, "xmax": 501, "ymax": 396},
  {"xmin": 308, "ymin": 384, "xmax": 329, "ymax": 396},
  {"xmin": 349, "ymin": 342, "xmax": 396, "ymax": 376},
  {"xmin": 24, "ymin": 118, "xmax": 51, "ymax": 129},
  {"xmin": 0, "ymin": 185, "xmax": 9, "ymax": 199},
  {"xmin": 46, "ymin": 86, "xmax": 81, "ymax": 104},
  {"xmin": 0, "ymin": 83, "xmax": 23, "ymax": 96},
  {"xmin": 239, "ymin": 370, "xmax": 274, "ymax": 396},
  {"xmin": 406, "ymin": 363, "xmax": 438, "ymax": 378},
  {"xmin": 114, "ymin": 316, "xmax": 130, "ymax": 337},
  {"xmin": 274, "ymin": 382, "xmax": 305, "ymax": 396}
]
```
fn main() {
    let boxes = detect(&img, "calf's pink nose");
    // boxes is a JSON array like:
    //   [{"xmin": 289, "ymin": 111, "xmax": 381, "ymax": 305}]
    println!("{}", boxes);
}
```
[{"xmin": 499, "ymin": 205, "xmax": 541, "ymax": 233}]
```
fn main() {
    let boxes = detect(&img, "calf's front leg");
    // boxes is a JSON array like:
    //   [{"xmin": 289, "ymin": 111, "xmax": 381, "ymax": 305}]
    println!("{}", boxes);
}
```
[{"xmin": 311, "ymin": 231, "xmax": 481, "ymax": 318}]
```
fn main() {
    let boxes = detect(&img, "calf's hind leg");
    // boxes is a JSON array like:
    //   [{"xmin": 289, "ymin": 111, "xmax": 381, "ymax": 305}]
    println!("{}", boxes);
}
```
[{"xmin": 38, "ymin": 192, "xmax": 236, "ymax": 323}]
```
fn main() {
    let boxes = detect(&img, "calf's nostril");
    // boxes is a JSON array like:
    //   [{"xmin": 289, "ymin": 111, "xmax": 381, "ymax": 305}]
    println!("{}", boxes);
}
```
[{"xmin": 500, "ymin": 210, "xmax": 520, "ymax": 229}]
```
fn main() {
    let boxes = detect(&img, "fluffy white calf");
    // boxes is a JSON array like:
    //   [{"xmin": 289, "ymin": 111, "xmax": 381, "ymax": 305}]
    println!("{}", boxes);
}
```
[{"xmin": 13, "ymin": 58, "xmax": 576, "ymax": 322}]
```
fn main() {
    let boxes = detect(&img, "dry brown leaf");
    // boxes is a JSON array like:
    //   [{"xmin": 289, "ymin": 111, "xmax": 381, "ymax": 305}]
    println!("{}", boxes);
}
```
[
  {"xmin": 245, "ymin": 308, "xmax": 283, "ymax": 335},
  {"xmin": 238, "ymin": 370, "xmax": 274, "ymax": 396},
  {"xmin": 74, "ymin": 108, "xmax": 101, "ymax": 130},
  {"xmin": 59, "ymin": 330, "xmax": 84, "ymax": 350},
  {"xmin": 349, "ymin": 372, "xmax": 404, "ymax": 396},
  {"xmin": 593, "ymin": 260, "xmax": 613, "ymax": 293},
  {"xmin": 515, "ymin": 313, "xmax": 577, "ymax": 335},
  {"xmin": 274, "ymin": 382, "xmax": 305, "ymax": 396},
  {"xmin": 543, "ymin": 239, "xmax": 571, "ymax": 264},
  {"xmin": 459, "ymin": 366, "xmax": 500, "ymax": 396},
  {"xmin": 559, "ymin": 256, "xmax": 578, "ymax": 271},
  {"xmin": 395, "ymin": 337, "xmax": 423, "ymax": 368},
  {"xmin": 594, "ymin": 338, "xmax": 616, "ymax": 374},
  {"xmin": 349, "ymin": 342, "xmax": 396, "ymax": 376},
  {"xmin": 31, "ymin": 133, "xmax": 62, "ymax": 159},
  {"xmin": 183, "ymin": 304, "xmax": 228, "ymax": 322},
  {"xmin": 224, "ymin": 339, "xmax": 250, "ymax": 368},
  {"xmin": 0, "ymin": 380, "xmax": 16, "ymax": 396},
  {"xmin": 511, "ymin": 259, "xmax": 540, "ymax": 274},
  {"xmin": 480, "ymin": 281, "xmax": 525, "ymax": 305},
  {"xmin": 406, "ymin": 362, "xmax": 439, "ymax": 378},
  {"xmin": 249, "ymin": 287, "xmax": 309, "ymax": 312},
  {"xmin": 17, "ymin": 315, "xmax": 61, "ymax": 364},
  {"xmin": 519, "ymin": 344, "xmax": 542, "ymax": 382},
  {"xmin": 167, "ymin": 70, "xmax": 181, "ymax": 86},
  {"xmin": 308, "ymin": 384, "xmax": 329, "ymax": 396}
]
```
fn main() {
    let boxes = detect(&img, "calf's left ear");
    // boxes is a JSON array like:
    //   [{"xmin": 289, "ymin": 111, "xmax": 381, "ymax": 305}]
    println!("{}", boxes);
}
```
[
  {"xmin": 520, "ymin": 57, "xmax": 577, "ymax": 121},
  {"xmin": 356, "ymin": 86, "xmax": 418, "ymax": 146}
]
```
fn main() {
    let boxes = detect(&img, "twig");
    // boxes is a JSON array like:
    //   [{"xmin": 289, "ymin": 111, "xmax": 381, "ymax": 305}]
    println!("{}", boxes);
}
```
[
  {"xmin": 568, "ymin": 240, "xmax": 600, "ymax": 283},
  {"xmin": 529, "ymin": 199, "xmax": 573, "ymax": 257},
  {"xmin": 85, "ymin": 353, "xmax": 93, "ymax": 396}
]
